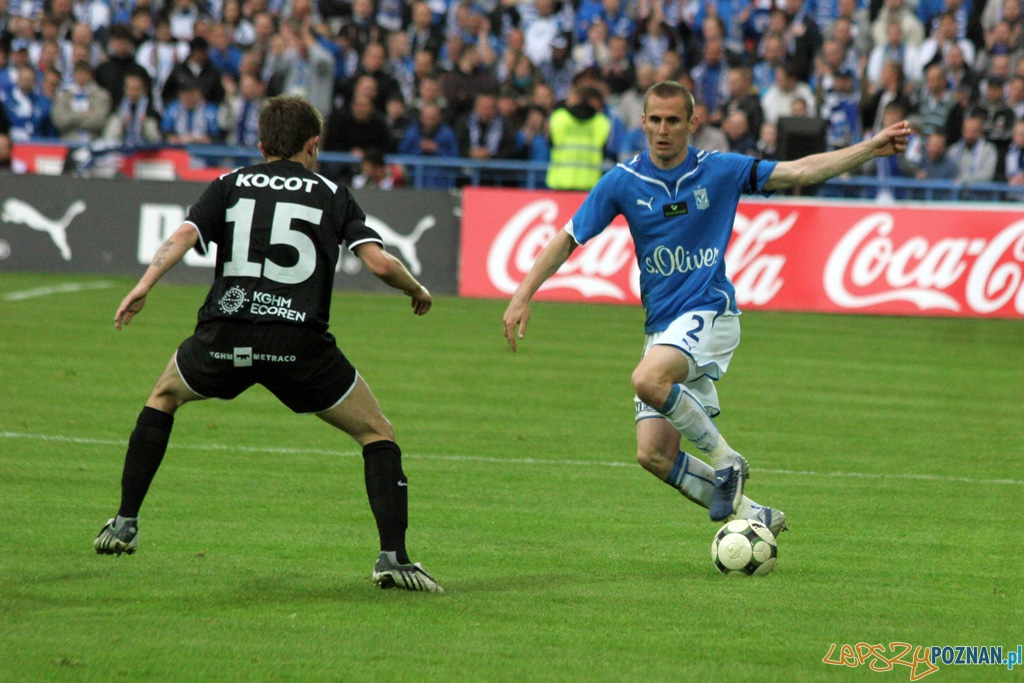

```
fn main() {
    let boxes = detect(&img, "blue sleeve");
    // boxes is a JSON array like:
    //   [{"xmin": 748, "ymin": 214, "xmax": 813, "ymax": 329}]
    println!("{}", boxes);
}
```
[
  {"xmin": 437, "ymin": 127, "xmax": 460, "ymax": 157},
  {"xmin": 574, "ymin": 1, "xmax": 602, "ymax": 41},
  {"xmin": 160, "ymin": 106, "xmax": 175, "ymax": 134},
  {"xmin": 566, "ymin": 171, "xmax": 622, "ymax": 245},
  {"xmin": 317, "ymin": 35, "xmax": 346, "ymax": 80},
  {"xmin": 606, "ymin": 115, "xmax": 627, "ymax": 156},
  {"xmin": 532, "ymin": 136, "xmax": 550, "ymax": 162},
  {"xmin": 916, "ymin": 0, "xmax": 942, "ymax": 24},
  {"xmin": 398, "ymin": 126, "xmax": 418, "ymax": 155},
  {"xmin": 205, "ymin": 105, "xmax": 221, "ymax": 137},
  {"xmin": 753, "ymin": 158, "xmax": 779, "ymax": 196},
  {"xmin": 691, "ymin": 4, "xmax": 707, "ymax": 34},
  {"xmin": 727, "ymin": 152, "xmax": 778, "ymax": 196}
]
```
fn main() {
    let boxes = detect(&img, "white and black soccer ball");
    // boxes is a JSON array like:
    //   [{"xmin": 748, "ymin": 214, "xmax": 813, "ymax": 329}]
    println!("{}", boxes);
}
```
[{"xmin": 711, "ymin": 519, "xmax": 778, "ymax": 576}]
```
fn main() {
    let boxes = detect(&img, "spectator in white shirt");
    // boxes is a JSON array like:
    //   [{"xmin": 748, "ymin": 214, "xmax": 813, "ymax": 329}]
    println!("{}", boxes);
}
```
[
  {"xmin": 760, "ymin": 62, "xmax": 817, "ymax": 124},
  {"xmin": 949, "ymin": 113, "xmax": 999, "ymax": 182}
]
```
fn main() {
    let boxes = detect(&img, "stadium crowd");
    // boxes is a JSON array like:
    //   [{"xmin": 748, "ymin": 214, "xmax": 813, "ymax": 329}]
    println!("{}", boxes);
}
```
[{"xmin": 3, "ymin": 0, "xmax": 1024, "ymax": 189}]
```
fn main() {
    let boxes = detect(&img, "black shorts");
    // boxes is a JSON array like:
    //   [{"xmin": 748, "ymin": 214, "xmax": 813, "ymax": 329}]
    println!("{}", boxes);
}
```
[{"xmin": 175, "ymin": 322, "xmax": 357, "ymax": 414}]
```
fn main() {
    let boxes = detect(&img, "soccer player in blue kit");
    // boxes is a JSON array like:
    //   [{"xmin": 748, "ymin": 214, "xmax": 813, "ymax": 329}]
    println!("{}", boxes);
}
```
[{"xmin": 503, "ymin": 81, "xmax": 911, "ymax": 536}]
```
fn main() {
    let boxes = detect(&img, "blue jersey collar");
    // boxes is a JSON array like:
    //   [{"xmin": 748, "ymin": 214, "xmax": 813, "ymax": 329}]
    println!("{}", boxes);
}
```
[{"xmin": 620, "ymin": 148, "xmax": 710, "ymax": 199}]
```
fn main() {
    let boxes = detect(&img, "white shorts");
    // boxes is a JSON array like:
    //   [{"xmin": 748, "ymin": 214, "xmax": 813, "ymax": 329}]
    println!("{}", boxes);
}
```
[{"xmin": 634, "ymin": 310, "xmax": 740, "ymax": 422}]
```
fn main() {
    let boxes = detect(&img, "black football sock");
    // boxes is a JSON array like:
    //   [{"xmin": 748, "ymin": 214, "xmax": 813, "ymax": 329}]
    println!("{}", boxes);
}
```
[
  {"xmin": 363, "ymin": 440, "xmax": 410, "ymax": 565},
  {"xmin": 117, "ymin": 406, "xmax": 174, "ymax": 519}
]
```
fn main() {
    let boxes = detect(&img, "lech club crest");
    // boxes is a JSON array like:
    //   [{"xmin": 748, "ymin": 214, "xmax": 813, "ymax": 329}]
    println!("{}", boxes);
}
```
[{"xmin": 694, "ymin": 187, "xmax": 710, "ymax": 210}]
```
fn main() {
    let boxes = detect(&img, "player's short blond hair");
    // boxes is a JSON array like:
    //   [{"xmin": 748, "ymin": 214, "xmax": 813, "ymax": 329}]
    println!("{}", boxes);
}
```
[{"xmin": 642, "ymin": 81, "xmax": 695, "ymax": 120}]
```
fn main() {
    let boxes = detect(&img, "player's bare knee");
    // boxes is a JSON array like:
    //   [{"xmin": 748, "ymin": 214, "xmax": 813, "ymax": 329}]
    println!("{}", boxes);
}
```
[
  {"xmin": 636, "ymin": 447, "xmax": 658, "ymax": 472},
  {"xmin": 631, "ymin": 368, "xmax": 669, "ymax": 409},
  {"xmin": 630, "ymin": 366, "xmax": 650, "ymax": 399}
]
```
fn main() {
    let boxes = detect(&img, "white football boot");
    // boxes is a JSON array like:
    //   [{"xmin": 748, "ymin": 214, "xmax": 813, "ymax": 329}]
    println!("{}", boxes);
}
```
[{"xmin": 372, "ymin": 552, "xmax": 444, "ymax": 594}]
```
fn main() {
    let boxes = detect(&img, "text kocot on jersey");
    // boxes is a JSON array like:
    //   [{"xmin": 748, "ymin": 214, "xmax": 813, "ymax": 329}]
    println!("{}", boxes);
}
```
[{"xmin": 235, "ymin": 173, "xmax": 319, "ymax": 192}]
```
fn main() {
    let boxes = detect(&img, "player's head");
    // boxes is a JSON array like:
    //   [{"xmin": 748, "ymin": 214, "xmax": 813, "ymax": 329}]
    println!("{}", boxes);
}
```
[
  {"xmin": 259, "ymin": 95, "xmax": 323, "ymax": 162},
  {"xmin": 641, "ymin": 81, "xmax": 697, "ymax": 169}
]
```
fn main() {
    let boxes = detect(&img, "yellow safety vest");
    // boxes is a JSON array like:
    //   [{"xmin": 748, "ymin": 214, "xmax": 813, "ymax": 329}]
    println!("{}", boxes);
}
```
[{"xmin": 546, "ymin": 107, "xmax": 611, "ymax": 191}]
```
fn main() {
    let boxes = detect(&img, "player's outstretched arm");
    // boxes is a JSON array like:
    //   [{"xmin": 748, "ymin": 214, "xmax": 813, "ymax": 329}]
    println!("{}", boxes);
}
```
[
  {"xmin": 763, "ymin": 120, "xmax": 912, "ymax": 191},
  {"xmin": 503, "ymin": 228, "xmax": 577, "ymax": 352},
  {"xmin": 115, "ymin": 223, "xmax": 199, "ymax": 330},
  {"xmin": 355, "ymin": 242, "xmax": 432, "ymax": 316}
]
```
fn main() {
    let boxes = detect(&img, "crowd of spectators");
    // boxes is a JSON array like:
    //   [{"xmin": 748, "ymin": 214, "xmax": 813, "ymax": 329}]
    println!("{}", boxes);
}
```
[{"xmin": 3, "ymin": 0, "xmax": 1024, "ymax": 189}]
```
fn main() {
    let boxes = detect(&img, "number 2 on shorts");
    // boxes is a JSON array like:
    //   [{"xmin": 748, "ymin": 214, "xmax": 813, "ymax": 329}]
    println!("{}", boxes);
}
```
[{"xmin": 686, "ymin": 315, "xmax": 705, "ymax": 345}]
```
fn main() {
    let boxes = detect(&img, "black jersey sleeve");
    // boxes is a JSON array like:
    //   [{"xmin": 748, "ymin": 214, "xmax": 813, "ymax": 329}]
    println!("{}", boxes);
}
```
[
  {"xmin": 184, "ymin": 175, "xmax": 228, "ymax": 256},
  {"xmin": 336, "ymin": 184, "xmax": 383, "ymax": 251}
]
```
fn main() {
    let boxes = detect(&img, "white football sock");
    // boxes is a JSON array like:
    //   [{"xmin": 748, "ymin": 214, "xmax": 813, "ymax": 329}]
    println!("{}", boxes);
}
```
[
  {"xmin": 667, "ymin": 451, "xmax": 761, "ymax": 514},
  {"xmin": 656, "ymin": 384, "xmax": 737, "ymax": 470}
]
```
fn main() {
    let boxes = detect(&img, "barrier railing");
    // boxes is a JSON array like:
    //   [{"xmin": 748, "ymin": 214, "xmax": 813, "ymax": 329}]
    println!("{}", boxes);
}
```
[
  {"xmin": 187, "ymin": 145, "xmax": 554, "ymax": 189},
  {"xmin": 181, "ymin": 145, "xmax": 1024, "ymax": 200},
  {"xmin": 11, "ymin": 138, "xmax": 1024, "ymax": 200}
]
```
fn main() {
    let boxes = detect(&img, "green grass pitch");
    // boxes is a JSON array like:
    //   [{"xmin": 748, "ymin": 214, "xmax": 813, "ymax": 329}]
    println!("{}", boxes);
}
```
[{"xmin": 1, "ymin": 271, "xmax": 1022, "ymax": 682}]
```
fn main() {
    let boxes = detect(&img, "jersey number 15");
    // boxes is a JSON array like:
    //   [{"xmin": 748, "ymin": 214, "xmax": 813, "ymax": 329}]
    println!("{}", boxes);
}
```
[{"xmin": 221, "ymin": 198, "xmax": 323, "ymax": 284}]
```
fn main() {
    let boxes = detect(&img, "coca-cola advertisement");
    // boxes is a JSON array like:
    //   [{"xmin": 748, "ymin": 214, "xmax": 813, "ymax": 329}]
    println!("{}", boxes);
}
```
[{"xmin": 460, "ymin": 187, "xmax": 1024, "ymax": 319}]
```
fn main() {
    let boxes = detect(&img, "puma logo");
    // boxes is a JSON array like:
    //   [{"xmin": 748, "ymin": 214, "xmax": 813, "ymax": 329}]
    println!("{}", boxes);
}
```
[
  {"xmin": 1, "ymin": 198, "xmax": 86, "ymax": 261},
  {"xmin": 636, "ymin": 197, "xmax": 654, "ymax": 211},
  {"xmin": 364, "ymin": 214, "xmax": 436, "ymax": 275}
]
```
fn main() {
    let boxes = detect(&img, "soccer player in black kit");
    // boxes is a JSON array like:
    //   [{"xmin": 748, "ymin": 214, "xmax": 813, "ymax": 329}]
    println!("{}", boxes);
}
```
[{"xmin": 94, "ymin": 96, "xmax": 443, "ymax": 593}]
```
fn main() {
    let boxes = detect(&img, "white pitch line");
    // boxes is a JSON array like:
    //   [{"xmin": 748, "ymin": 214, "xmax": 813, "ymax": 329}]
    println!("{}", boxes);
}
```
[
  {"xmin": 2, "ymin": 281, "xmax": 116, "ymax": 301},
  {"xmin": 1, "ymin": 431, "xmax": 1021, "ymax": 486},
  {"xmin": 0, "ymin": 432, "xmax": 631, "ymax": 467},
  {"xmin": 763, "ymin": 468, "xmax": 1024, "ymax": 486}
]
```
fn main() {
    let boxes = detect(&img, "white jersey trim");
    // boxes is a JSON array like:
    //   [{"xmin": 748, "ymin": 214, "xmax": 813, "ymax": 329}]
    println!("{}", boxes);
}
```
[
  {"xmin": 304, "ymin": 370, "xmax": 360, "ymax": 415},
  {"xmin": 565, "ymin": 219, "xmax": 582, "ymax": 244},
  {"xmin": 617, "ymin": 164, "xmax": 672, "ymax": 197},
  {"xmin": 347, "ymin": 236, "xmax": 385, "ymax": 253},
  {"xmin": 673, "ymin": 168, "xmax": 701, "ymax": 195},
  {"xmin": 616, "ymin": 155, "xmax": 704, "ymax": 199},
  {"xmin": 182, "ymin": 220, "xmax": 209, "ymax": 256},
  {"xmin": 712, "ymin": 286, "xmax": 735, "ymax": 313},
  {"xmin": 314, "ymin": 172, "xmax": 339, "ymax": 193},
  {"xmin": 173, "ymin": 350, "xmax": 209, "ymax": 399}
]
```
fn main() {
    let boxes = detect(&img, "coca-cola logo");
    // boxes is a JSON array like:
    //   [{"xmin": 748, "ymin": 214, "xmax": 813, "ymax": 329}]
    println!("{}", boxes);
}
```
[
  {"xmin": 486, "ymin": 199, "xmax": 638, "ymax": 299},
  {"xmin": 825, "ymin": 213, "xmax": 1024, "ymax": 314}
]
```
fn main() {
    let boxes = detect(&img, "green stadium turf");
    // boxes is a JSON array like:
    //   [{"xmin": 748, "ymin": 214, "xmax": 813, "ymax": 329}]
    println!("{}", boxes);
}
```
[{"xmin": 1, "ymin": 272, "xmax": 1021, "ymax": 682}]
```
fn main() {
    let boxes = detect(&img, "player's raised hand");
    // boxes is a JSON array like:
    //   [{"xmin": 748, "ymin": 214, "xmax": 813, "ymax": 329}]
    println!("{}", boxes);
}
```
[
  {"xmin": 502, "ymin": 298, "xmax": 530, "ymax": 352},
  {"xmin": 872, "ymin": 120, "xmax": 912, "ymax": 157}
]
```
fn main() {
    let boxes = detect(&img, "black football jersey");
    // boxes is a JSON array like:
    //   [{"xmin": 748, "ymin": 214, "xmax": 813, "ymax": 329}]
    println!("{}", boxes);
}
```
[{"xmin": 185, "ymin": 159, "xmax": 383, "ymax": 331}]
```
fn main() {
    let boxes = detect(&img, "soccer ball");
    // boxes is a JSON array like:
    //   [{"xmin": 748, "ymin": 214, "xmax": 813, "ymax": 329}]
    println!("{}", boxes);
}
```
[{"xmin": 711, "ymin": 519, "xmax": 778, "ymax": 576}]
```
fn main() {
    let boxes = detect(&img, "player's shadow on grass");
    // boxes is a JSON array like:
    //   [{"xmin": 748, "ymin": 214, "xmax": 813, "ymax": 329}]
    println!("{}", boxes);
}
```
[
  {"xmin": 233, "ymin": 572, "xmax": 569, "ymax": 599},
  {"xmin": 228, "ymin": 573, "xmax": 435, "ymax": 604}
]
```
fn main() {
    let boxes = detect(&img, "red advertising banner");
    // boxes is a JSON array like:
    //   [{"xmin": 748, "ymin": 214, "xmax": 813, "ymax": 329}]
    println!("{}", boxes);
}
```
[{"xmin": 460, "ymin": 187, "xmax": 1024, "ymax": 318}]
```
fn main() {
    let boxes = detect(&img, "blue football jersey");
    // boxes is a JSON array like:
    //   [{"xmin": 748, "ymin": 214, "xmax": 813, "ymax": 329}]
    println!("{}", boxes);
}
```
[{"xmin": 566, "ymin": 148, "xmax": 778, "ymax": 333}]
